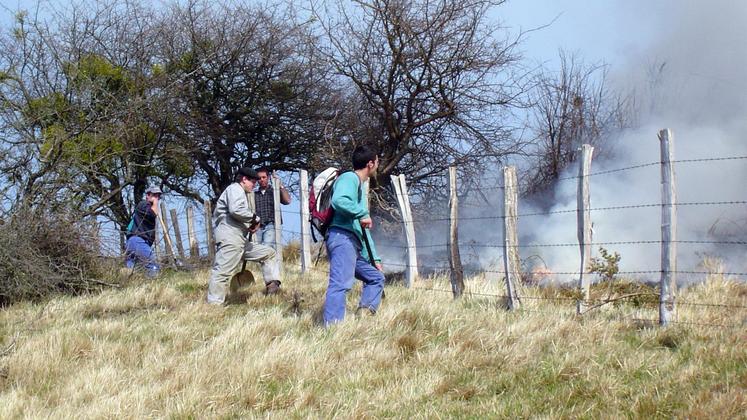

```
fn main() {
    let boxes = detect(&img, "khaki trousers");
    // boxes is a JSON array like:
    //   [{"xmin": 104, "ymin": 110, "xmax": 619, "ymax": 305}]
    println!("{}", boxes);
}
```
[{"xmin": 206, "ymin": 231, "xmax": 279, "ymax": 304}]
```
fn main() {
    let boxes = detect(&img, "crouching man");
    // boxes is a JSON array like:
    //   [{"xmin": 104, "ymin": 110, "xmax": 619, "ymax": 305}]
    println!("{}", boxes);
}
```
[
  {"xmin": 124, "ymin": 186, "xmax": 162, "ymax": 277},
  {"xmin": 206, "ymin": 167, "xmax": 282, "ymax": 305}
]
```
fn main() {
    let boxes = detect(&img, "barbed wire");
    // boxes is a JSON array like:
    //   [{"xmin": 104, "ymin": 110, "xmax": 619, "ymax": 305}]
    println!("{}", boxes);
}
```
[
  {"xmin": 90, "ymin": 152, "xmax": 747, "ymax": 317},
  {"xmin": 677, "ymin": 300, "xmax": 747, "ymax": 310},
  {"xmin": 388, "ymin": 283, "xmax": 747, "ymax": 328},
  {"xmin": 425, "ymin": 200, "xmax": 747, "ymax": 222},
  {"xmin": 96, "ymin": 236, "xmax": 747, "ymax": 316},
  {"xmin": 555, "ymin": 155, "xmax": 747, "ymax": 182},
  {"xmin": 172, "ymin": 198, "xmax": 745, "ymax": 225},
  {"xmin": 377, "ymin": 261, "xmax": 747, "ymax": 278},
  {"xmin": 673, "ymin": 156, "xmax": 747, "ymax": 164},
  {"xmin": 374, "ymin": 238, "xmax": 747, "ymax": 251},
  {"xmin": 408, "ymin": 287, "xmax": 747, "ymax": 310},
  {"xmin": 628, "ymin": 318, "xmax": 744, "ymax": 329},
  {"xmin": 557, "ymin": 161, "xmax": 661, "ymax": 181}
]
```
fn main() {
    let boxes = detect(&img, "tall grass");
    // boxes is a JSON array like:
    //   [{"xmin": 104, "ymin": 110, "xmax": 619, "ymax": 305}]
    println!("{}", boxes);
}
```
[{"xmin": 0, "ymin": 263, "xmax": 745, "ymax": 418}]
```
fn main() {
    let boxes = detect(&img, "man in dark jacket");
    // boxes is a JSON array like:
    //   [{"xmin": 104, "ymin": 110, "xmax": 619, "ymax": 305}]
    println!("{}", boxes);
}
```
[
  {"xmin": 254, "ymin": 167, "xmax": 291, "ymax": 277},
  {"xmin": 125, "ymin": 186, "xmax": 162, "ymax": 276}
]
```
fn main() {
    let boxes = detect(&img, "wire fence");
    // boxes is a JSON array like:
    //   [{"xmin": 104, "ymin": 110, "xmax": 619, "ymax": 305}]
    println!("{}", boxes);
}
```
[
  {"xmin": 95, "ymin": 151, "xmax": 747, "ymax": 328},
  {"xmin": 270, "ymin": 256, "xmax": 747, "ymax": 329}
]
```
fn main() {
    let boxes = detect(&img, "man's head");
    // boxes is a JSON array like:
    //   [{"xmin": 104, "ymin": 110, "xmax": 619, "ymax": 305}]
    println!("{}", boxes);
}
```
[
  {"xmin": 352, "ymin": 144, "xmax": 379, "ymax": 174},
  {"xmin": 236, "ymin": 167, "xmax": 259, "ymax": 192},
  {"xmin": 145, "ymin": 186, "xmax": 162, "ymax": 204},
  {"xmin": 257, "ymin": 167, "xmax": 271, "ymax": 190}
]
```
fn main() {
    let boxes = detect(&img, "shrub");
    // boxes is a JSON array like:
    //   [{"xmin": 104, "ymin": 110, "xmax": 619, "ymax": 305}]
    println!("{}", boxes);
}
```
[
  {"xmin": 0, "ymin": 208, "xmax": 109, "ymax": 305},
  {"xmin": 282, "ymin": 240, "xmax": 301, "ymax": 263}
]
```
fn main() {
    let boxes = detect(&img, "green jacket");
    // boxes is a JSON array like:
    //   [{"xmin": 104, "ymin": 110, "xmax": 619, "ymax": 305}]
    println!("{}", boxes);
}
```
[{"xmin": 329, "ymin": 171, "xmax": 380, "ymax": 263}]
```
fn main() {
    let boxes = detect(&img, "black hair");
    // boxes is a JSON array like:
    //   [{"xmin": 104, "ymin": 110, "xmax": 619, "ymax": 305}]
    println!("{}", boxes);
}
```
[
  {"xmin": 352, "ymin": 145, "xmax": 378, "ymax": 170},
  {"xmin": 257, "ymin": 166, "xmax": 271, "ymax": 176}
]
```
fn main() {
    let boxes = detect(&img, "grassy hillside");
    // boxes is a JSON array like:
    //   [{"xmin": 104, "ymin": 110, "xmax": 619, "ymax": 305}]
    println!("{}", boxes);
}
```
[{"xmin": 0, "ymin": 263, "xmax": 745, "ymax": 418}]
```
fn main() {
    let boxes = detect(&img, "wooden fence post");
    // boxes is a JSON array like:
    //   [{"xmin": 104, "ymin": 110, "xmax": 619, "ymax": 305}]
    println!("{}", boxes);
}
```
[
  {"xmin": 577, "ymin": 144, "xmax": 594, "ymax": 314},
  {"xmin": 448, "ymin": 166, "xmax": 464, "ymax": 298},
  {"xmin": 391, "ymin": 174, "xmax": 418, "ymax": 287},
  {"xmin": 299, "ymin": 170, "xmax": 312, "ymax": 273},
  {"xmin": 90, "ymin": 220, "xmax": 101, "ymax": 256},
  {"xmin": 658, "ymin": 129, "xmax": 677, "ymax": 326},
  {"xmin": 153, "ymin": 219, "xmax": 160, "ymax": 260},
  {"xmin": 158, "ymin": 202, "xmax": 177, "ymax": 266},
  {"xmin": 272, "ymin": 176, "xmax": 283, "ymax": 274},
  {"xmin": 169, "ymin": 208, "xmax": 186, "ymax": 262},
  {"xmin": 119, "ymin": 228, "xmax": 126, "ymax": 255},
  {"xmin": 186, "ymin": 206, "xmax": 199, "ymax": 260},
  {"xmin": 501, "ymin": 166, "xmax": 521, "ymax": 310},
  {"xmin": 204, "ymin": 199, "xmax": 215, "ymax": 262}
]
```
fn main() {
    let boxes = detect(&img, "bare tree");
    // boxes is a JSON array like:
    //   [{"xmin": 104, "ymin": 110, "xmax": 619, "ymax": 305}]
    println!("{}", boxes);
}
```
[
  {"xmin": 155, "ymin": 0, "xmax": 338, "ymax": 202},
  {"xmin": 524, "ymin": 50, "xmax": 630, "ymax": 198},
  {"xmin": 0, "ymin": 1, "xmax": 170, "ymax": 232},
  {"xmin": 311, "ymin": 0, "xmax": 526, "ymax": 203}
]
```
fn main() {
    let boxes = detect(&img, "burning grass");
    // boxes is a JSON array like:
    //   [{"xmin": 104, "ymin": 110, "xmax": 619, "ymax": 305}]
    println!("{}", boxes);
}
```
[{"xmin": 0, "ymin": 263, "xmax": 745, "ymax": 418}]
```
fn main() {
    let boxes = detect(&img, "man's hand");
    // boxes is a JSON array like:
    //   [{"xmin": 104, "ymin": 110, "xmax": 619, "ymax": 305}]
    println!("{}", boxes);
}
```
[
  {"xmin": 375, "ymin": 262, "xmax": 383, "ymax": 271},
  {"xmin": 272, "ymin": 173, "xmax": 284, "ymax": 190},
  {"xmin": 249, "ymin": 214, "xmax": 261, "ymax": 232},
  {"xmin": 360, "ymin": 217, "xmax": 373, "ymax": 229},
  {"xmin": 275, "ymin": 173, "xmax": 292, "ymax": 205}
]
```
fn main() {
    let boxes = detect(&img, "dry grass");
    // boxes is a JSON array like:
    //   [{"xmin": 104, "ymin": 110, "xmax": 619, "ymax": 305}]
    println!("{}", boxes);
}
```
[{"xmin": 0, "ymin": 264, "xmax": 745, "ymax": 418}]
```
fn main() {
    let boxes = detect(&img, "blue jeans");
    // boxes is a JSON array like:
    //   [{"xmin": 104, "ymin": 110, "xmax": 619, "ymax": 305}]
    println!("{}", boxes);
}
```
[
  {"xmin": 323, "ymin": 227, "xmax": 384, "ymax": 326},
  {"xmin": 124, "ymin": 236, "xmax": 159, "ymax": 277},
  {"xmin": 257, "ymin": 223, "xmax": 277, "ymax": 248},
  {"xmin": 257, "ymin": 223, "xmax": 281, "ymax": 276}
]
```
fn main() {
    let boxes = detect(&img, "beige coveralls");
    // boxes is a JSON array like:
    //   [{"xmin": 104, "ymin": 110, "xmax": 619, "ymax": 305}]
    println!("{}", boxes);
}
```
[{"xmin": 206, "ymin": 182, "xmax": 280, "ymax": 304}]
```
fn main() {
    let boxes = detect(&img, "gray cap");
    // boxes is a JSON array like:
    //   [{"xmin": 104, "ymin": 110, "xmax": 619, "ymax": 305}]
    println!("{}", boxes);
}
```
[
  {"xmin": 238, "ymin": 167, "xmax": 259, "ymax": 180},
  {"xmin": 145, "ymin": 186, "xmax": 163, "ymax": 195}
]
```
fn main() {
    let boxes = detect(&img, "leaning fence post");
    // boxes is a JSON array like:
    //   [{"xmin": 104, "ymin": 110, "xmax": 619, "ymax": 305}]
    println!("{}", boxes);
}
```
[
  {"xmin": 501, "ymin": 166, "xmax": 522, "ymax": 310},
  {"xmin": 448, "ymin": 166, "xmax": 464, "ymax": 298},
  {"xmin": 169, "ymin": 208, "xmax": 186, "ymax": 262},
  {"xmin": 204, "ymin": 199, "xmax": 215, "ymax": 262},
  {"xmin": 119, "ymin": 227, "xmax": 126, "ymax": 255},
  {"xmin": 158, "ymin": 202, "xmax": 177, "ymax": 266},
  {"xmin": 577, "ymin": 144, "xmax": 594, "ymax": 314},
  {"xmin": 299, "ymin": 170, "xmax": 312, "ymax": 273},
  {"xmin": 658, "ymin": 129, "xmax": 677, "ymax": 326},
  {"xmin": 153, "ymin": 219, "xmax": 160, "ymax": 260},
  {"xmin": 186, "ymin": 206, "xmax": 199, "ymax": 260},
  {"xmin": 272, "ymin": 176, "xmax": 284, "ymax": 274},
  {"xmin": 391, "ymin": 174, "xmax": 418, "ymax": 287}
]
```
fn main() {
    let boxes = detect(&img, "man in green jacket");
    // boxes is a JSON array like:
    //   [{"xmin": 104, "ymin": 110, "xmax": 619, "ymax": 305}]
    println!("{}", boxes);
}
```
[{"xmin": 322, "ymin": 145, "xmax": 384, "ymax": 325}]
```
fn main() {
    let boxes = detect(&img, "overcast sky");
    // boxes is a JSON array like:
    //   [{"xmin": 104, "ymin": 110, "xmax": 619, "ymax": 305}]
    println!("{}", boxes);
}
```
[{"xmin": 499, "ymin": 0, "xmax": 660, "ymax": 66}]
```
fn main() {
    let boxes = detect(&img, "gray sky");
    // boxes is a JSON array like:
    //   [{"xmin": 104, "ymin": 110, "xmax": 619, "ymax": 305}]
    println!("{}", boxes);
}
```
[{"xmin": 499, "ymin": 0, "xmax": 660, "ymax": 66}]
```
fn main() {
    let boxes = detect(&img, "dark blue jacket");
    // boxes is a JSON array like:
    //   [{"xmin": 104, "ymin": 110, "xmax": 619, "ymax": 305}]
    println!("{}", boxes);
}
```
[{"xmin": 127, "ymin": 200, "xmax": 157, "ymax": 245}]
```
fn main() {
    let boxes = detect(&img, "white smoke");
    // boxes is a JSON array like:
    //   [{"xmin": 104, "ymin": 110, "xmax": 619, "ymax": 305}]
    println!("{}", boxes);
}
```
[
  {"xmin": 517, "ymin": 0, "xmax": 747, "ymax": 284},
  {"xmin": 378, "ymin": 1, "xmax": 747, "ymax": 284}
]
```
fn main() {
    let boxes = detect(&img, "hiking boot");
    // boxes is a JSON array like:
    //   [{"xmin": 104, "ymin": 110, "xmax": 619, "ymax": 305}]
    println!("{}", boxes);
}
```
[
  {"xmin": 265, "ymin": 280, "xmax": 281, "ymax": 295},
  {"xmin": 355, "ymin": 306, "xmax": 376, "ymax": 318}
]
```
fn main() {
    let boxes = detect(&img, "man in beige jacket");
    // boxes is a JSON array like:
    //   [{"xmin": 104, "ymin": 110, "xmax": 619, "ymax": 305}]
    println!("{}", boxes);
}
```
[{"xmin": 206, "ymin": 167, "xmax": 281, "ymax": 305}]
